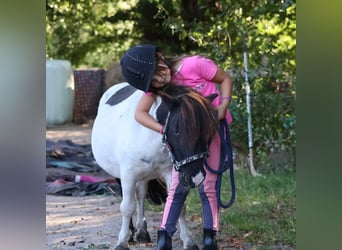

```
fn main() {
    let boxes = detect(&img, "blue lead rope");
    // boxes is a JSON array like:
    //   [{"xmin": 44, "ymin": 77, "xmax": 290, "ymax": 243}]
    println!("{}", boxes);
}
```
[{"xmin": 204, "ymin": 119, "xmax": 236, "ymax": 209}]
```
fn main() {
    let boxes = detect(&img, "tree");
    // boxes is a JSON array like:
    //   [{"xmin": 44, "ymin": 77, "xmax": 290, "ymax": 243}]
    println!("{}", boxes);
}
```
[
  {"xmin": 151, "ymin": 0, "xmax": 296, "ymax": 173},
  {"xmin": 46, "ymin": 0, "xmax": 138, "ymax": 67},
  {"xmin": 46, "ymin": 0, "xmax": 296, "ymax": 173}
]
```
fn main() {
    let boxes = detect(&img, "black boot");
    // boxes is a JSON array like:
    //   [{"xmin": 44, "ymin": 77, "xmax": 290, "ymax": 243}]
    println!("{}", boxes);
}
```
[
  {"xmin": 202, "ymin": 229, "xmax": 218, "ymax": 250},
  {"xmin": 156, "ymin": 229, "xmax": 172, "ymax": 250}
]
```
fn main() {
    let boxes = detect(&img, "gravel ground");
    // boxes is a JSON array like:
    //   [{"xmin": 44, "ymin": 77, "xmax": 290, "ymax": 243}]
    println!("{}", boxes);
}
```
[
  {"xmin": 45, "ymin": 122, "xmax": 294, "ymax": 250},
  {"xmin": 46, "ymin": 122, "xmax": 202, "ymax": 250}
]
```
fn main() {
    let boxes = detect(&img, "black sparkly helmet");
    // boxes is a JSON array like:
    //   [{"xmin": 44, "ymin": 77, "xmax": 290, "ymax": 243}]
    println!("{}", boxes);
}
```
[{"xmin": 120, "ymin": 44, "xmax": 158, "ymax": 92}]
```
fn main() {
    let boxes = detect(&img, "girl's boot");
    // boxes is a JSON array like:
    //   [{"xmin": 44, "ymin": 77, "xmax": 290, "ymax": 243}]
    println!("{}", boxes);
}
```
[
  {"xmin": 202, "ymin": 229, "xmax": 218, "ymax": 250},
  {"xmin": 156, "ymin": 229, "xmax": 172, "ymax": 250}
]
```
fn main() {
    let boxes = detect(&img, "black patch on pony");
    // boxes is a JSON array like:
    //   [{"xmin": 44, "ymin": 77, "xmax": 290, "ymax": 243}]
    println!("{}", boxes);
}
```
[
  {"xmin": 106, "ymin": 84, "xmax": 137, "ymax": 106},
  {"xmin": 156, "ymin": 102, "xmax": 168, "ymax": 124}
]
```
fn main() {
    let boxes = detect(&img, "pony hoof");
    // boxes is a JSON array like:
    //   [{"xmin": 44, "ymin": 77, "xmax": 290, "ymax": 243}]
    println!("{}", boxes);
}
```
[
  {"xmin": 185, "ymin": 244, "xmax": 200, "ymax": 250},
  {"xmin": 114, "ymin": 244, "xmax": 130, "ymax": 250},
  {"xmin": 128, "ymin": 235, "xmax": 135, "ymax": 243},
  {"xmin": 136, "ymin": 230, "xmax": 151, "ymax": 243}
]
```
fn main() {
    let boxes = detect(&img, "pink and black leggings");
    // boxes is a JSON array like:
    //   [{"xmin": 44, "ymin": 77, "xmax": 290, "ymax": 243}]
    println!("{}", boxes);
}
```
[{"xmin": 160, "ymin": 132, "xmax": 221, "ymax": 236}]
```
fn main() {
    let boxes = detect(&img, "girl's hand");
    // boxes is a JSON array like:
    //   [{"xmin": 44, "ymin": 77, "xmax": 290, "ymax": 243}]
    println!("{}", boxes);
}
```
[{"xmin": 216, "ymin": 103, "xmax": 229, "ymax": 120}]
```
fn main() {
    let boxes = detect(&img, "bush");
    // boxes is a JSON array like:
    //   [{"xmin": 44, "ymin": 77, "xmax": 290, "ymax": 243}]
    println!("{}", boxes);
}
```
[{"xmin": 229, "ymin": 63, "xmax": 296, "ymax": 174}]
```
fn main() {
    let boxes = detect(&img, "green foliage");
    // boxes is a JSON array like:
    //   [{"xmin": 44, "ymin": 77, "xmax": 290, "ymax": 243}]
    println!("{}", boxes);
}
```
[
  {"xmin": 230, "ymin": 63, "xmax": 296, "ymax": 174},
  {"xmin": 146, "ymin": 171, "xmax": 296, "ymax": 246},
  {"xmin": 186, "ymin": 170, "xmax": 296, "ymax": 246},
  {"xmin": 150, "ymin": 0, "xmax": 296, "ymax": 173},
  {"xmin": 46, "ymin": 0, "xmax": 138, "ymax": 67},
  {"xmin": 46, "ymin": 0, "xmax": 296, "ymax": 172}
]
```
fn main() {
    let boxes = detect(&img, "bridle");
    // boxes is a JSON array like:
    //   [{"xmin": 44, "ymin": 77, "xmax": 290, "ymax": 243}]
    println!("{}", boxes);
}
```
[
  {"xmin": 161, "ymin": 111, "xmax": 210, "ymax": 171},
  {"xmin": 160, "ymin": 102, "xmax": 236, "ymax": 208}
]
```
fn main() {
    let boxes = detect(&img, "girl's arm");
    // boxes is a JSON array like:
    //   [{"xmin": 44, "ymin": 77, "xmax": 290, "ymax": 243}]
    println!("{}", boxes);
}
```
[
  {"xmin": 135, "ymin": 93, "xmax": 163, "ymax": 133},
  {"xmin": 211, "ymin": 68, "xmax": 233, "ymax": 120}
]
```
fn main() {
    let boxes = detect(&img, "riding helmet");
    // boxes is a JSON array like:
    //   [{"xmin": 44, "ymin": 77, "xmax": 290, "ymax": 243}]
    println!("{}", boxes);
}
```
[{"xmin": 120, "ymin": 44, "xmax": 158, "ymax": 92}]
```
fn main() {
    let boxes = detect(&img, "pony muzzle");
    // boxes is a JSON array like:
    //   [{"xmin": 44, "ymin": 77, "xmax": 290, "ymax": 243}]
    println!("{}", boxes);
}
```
[
  {"xmin": 172, "ymin": 151, "xmax": 209, "ymax": 188},
  {"xmin": 178, "ymin": 164, "xmax": 206, "ymax": 188},
  {"xmin": 191, "ymin": 169, "xmax": 206, "ymax": 187}
]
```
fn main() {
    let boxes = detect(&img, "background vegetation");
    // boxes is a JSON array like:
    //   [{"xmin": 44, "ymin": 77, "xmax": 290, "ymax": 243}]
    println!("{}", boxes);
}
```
[
  {"xmin": 46, "ymin": 0, "xmax": 296, "ymax": 172},
  {"xmin": 46, "ymin": 0, "xmax": 296, "ymax": 247},
  {"xmin": 147, "ymin": 170, "xmax": 296, "ymax": 247}
]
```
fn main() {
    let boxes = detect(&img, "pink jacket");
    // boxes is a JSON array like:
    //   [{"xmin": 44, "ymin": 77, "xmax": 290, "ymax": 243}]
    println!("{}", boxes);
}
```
[{"xmin": 172, "ymin": 55, "xmax": 232, "ymax": 123}]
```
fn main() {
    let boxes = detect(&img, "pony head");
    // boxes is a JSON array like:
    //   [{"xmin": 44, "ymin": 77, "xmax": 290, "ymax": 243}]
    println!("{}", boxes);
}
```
[{"xmin": 157, "ymin": 84, "xmax": 218, "ymax": 188}]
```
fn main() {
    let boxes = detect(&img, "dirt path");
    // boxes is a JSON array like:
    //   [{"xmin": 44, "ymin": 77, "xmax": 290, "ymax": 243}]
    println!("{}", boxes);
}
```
[
  {"xmin": 46, "ymin": 194, "xmax": 186, "ymax": 250},
  {"xmin": 46, "ymin": 123, "xmax": 292, "ymax": 250},
  {"xmin": 46, "ymin": 192, "xmax": 239, "ymax": 250},
  {"xmin": 45, "ymin": 123, "xmax": 205, "ymax": 250},
  {"xmin": 46, "ymin": 122, "xmax": 94, "ymax": 145}
]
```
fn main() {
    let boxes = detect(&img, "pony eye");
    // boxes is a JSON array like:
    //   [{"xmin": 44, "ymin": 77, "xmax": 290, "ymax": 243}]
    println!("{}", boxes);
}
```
[{"xmin": 173, "ymin": 128, "xmax": 180, "ymax": 136}]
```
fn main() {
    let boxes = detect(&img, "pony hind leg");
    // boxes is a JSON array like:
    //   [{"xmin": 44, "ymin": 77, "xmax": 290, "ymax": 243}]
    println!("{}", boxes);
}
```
[
  {"xmin": 128, "ymin": 218, "xmax": 136, "ymax": 243},
  {"xmin": 115, "ymin": 179, "xmax": 137, "ymax": 250},
  {"xmin": 179, "ymin": 205, "xmax": 199, "ymax": 250},
  {"xmin": 135, "ymin": 180, "xmax": 151, "ymax": 243}
]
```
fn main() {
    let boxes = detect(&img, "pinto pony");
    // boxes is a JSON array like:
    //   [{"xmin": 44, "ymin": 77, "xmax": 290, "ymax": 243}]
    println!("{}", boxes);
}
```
[{"xmin": 91, "ymin": 82, "xmax": 218, "ymax": 250}]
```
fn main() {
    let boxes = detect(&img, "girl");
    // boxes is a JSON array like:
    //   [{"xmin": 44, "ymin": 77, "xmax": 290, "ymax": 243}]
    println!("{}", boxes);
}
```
[{"xmin": 120, "ymin": 44, "xmax": 233, "ymax": 250}]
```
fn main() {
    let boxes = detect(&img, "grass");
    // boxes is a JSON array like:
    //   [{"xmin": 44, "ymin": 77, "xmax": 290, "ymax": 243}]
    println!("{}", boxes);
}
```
[
  {"xmin": 145, "ymin": 169, "xmax": 296, "ymax": 247},
  {"xmin": 186, "ymin": 169, "xmax": 296, "ymax": 247}
]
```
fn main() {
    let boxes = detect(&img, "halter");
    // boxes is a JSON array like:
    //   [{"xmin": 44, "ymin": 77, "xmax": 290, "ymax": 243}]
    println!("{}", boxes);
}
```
[{"xmin": 161, "ymin": 111, "xmax": 210, "ymax": 171}]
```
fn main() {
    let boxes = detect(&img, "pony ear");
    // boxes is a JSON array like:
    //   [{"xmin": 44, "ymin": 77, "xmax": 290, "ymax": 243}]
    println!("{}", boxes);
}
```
[{"xmin": 206, "ymin": 93, "xmax": 218, "ymax": 103}]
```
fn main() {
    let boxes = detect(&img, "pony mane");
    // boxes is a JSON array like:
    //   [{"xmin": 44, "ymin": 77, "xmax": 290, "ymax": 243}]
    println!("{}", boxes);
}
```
[{"xmin": 158, "ymin": 83, "xmax": 218, "ymax": 147}]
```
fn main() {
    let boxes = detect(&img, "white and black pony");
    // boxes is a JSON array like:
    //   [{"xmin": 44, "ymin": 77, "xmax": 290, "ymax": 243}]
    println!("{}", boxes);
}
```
[{"xmin": 91, "ymin": 82, "xmax": 218, "ymax": 250}]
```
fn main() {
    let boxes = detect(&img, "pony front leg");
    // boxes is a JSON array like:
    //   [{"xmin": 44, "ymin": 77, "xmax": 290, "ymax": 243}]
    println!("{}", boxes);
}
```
[
  {"xmin": 115, "ymin": 181, "xmax": 136, "ymax": 250},
  {"xmin": 135, "ymin": 181, "xmax": 151, "ymax": 243},
  {"xmin": 179, "ymin": 205, "xmax": 199, "ymax": 250}
]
